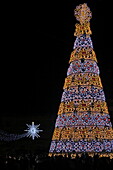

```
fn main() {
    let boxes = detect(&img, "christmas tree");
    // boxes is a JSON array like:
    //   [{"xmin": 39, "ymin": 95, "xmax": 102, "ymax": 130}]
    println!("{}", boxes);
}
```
[{"xmin": 49, "ymin": 3, "xmax": 113, "ymax": 158}]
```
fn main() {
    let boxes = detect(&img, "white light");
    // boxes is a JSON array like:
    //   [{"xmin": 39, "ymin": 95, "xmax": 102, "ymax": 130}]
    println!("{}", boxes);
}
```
[{"xmin": 25, "ymin": 122, "xmax": 43, "ymax": 140}]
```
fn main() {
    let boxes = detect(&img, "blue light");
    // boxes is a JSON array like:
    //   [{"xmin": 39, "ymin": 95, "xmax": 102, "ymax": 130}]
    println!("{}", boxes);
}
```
[{"xmin": 25, "ymin": 122, "xmax": 43, "ymax": 140}]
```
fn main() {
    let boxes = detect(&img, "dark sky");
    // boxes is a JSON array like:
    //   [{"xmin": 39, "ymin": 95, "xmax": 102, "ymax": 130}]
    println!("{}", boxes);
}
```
[{"xmin": 0, "ymin": 0, "xmax": 113, "ymax": 153}]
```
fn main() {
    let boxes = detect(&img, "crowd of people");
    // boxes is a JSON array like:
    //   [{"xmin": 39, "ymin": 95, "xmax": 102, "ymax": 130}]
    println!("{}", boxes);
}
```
[{"xmin": 0, "ymin": 152, "xmax": 113, "ymax": 170}]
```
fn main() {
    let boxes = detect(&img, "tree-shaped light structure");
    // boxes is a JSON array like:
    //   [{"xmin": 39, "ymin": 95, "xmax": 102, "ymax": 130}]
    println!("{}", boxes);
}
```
[
  {"xmin": 49, "ymin": 3, "xmax": 113, "ymax": 159},
  {"xmin": 25, "ymin": 122, "xmax": 43, "ymax": 140}
]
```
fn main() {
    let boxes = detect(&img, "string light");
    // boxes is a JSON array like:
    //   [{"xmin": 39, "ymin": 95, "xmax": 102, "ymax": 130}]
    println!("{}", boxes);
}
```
[
  {"xmin": 0, "ymin": 122, "xmax": 43, "ymax": 141},
  {"xmin": 0, "ymin": 130, "xmax": 26, "ymax": 141}
]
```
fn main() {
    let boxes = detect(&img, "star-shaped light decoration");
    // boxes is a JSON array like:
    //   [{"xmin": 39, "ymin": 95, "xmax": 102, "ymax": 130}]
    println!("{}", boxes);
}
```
[{"xmin": 25, "ymin": 122, "xmax": 43, "ymax": 140}]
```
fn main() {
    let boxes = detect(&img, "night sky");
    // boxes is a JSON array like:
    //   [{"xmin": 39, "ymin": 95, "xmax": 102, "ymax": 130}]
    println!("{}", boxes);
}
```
[{"xmin": 0, "ymin": 0, "xmax": 113, "ymax": 153}]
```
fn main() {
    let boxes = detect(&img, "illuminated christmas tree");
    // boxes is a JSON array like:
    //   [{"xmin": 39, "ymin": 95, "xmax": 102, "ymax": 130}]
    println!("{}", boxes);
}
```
[{"xmin": 49, "ymin": 3, "xmax": 113, "ymax": 158}]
